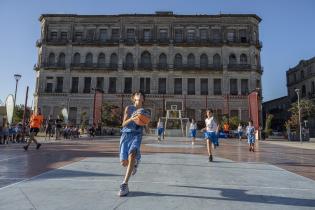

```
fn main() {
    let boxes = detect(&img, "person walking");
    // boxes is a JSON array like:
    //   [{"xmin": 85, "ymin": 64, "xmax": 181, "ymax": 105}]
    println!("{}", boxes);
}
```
[
  {"xmin": 157, "ymin": 118, "xmax": 164, "ymax": 142},
  {"xmin": 189, "ymin": 119, "xmax": 197, "ymax": 145},
  {"xmin": 23, "ymin": 108, "xmax": 44, "ymax": 151},
  {"xmin": 246, "ymin": 120, "xmax": 256, "ymax": 152},
  {"xmin": 237, "ymin": 123, "xmax": 243, "ymax": 141}
]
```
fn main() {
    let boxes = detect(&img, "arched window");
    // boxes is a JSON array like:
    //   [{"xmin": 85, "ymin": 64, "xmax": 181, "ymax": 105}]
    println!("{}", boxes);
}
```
[
  {"xmin": 98, "ymin": 53, "xmax": 105, "ymax": 67},
  {"xmin": 48, "ymin": 52, "xmax": 55, "ymax": 66},
  {"xmin": 187, "ymin": 53, "xmax": 195, "ymax": 67},
  {"xmin": 85, "ymin": 53, "xmax": 93, "ymax": 66},
  {"xmin": 213, "ymin": 54, "xmax": 221, "ymax": 66},
  {"xmin": 125, "ymin": 53, "xmax": 134, "ymax": 69},
  {"xmin": 159, "ymin": 53, "xmax": 167, "ymax": 69},
  {"xmin": 240, "ymin": 54, "xmax": 247, "ymax": 64},
  {"xmin": 110, "ymin": 53, "xmax": 118, "ymax": 68},
  {"xmin": 200, "ymin": 54, "xmax": 208, "ymax": 68},
  {"xmin": 229, "ymin": 54, "xmax": 237, "ymax": 65},
  {"xmin": 58, "ymin": 53, "xmax": 65, "ymax": 66},
  {"xmin": 73, "ymin": 53, "xmax": 81, "ymax": 66},
  {"xmin": 174, "ymin": 53, "xmax": 182, "ymax": 68},
  {"xmin": 141, "ymin": 51, "xmax": 151, "ymax": 67}
]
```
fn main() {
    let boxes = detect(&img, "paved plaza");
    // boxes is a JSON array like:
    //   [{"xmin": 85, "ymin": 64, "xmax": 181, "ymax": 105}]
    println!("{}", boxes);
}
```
[{"xmin": 0, "ymin": 136, "xmax": 315, "ymax": 209}]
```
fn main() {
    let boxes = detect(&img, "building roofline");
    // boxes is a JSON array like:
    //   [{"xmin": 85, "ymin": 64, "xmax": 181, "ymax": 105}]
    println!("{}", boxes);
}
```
[
  {"xmin": 287, "ymin": 56, "xmax": 315, "ymax": 73},
  {"xmin": 262, "ymin": 96, "xmax": 289, "ymax": 104},
  {"xmin": 39, "ymin": 13, "xmax": 261, "ymax": 22}
]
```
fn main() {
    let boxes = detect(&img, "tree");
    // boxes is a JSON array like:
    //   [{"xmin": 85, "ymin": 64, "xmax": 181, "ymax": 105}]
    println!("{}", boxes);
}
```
[
  {"xmin": 286, "ymin": 99, "xmax": 315, "ymax": 130},
  {"xmin": 264, "ymin": 114, "xmax": 274, "ymax": 137},
  {"xmin": 101, "ymin": 103, "xmax": 121, "ymax": 127},
  {"xmin": 13, "ymin": 105, "xmax": 31, "ymax": 124}
]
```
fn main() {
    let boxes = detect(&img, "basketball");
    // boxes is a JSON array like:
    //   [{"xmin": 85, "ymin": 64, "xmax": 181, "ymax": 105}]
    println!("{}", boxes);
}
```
[{"xmin": 132, "ymin": 108, "xmax": 151, "ymax": 126}]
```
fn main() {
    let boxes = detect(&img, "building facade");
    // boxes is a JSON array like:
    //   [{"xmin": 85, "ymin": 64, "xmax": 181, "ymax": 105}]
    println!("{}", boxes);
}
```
[{"xmin": 34, "ymin": 12, "xmax": 263, "ymax": 125}]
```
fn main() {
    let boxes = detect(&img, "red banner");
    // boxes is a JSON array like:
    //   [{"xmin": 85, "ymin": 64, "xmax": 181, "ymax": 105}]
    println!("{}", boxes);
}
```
[
  {"xmin": 93, "ymin": 90, "xmax": 103, "ymax": 126},
  {"xmin": 248, "ymin": 91, "xmax": 259, "ymax": 130}
]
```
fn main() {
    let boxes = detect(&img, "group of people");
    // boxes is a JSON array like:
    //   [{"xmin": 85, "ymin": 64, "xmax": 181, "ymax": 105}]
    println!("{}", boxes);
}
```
[{"xmin": 0, "ymin": 122, "xmax": 26, "ymax": 144}]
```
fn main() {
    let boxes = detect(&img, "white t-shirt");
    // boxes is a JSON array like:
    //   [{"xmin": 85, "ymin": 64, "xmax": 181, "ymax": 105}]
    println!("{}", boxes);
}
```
[
  {"xmin": 205, "ymin": 117, "xmax": 217, "ymax": 132},
  {"xmin": 157, "ymin": 121, "xmax": 164, "ymax": 128},
  {"xmin": 189, "ymin": 123, "xmax": 197, "ymax": 130}
]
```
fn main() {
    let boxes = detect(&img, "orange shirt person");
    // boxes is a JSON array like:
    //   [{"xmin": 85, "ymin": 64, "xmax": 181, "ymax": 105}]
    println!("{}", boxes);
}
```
[{"xmin": 23, "ymin": 108, "xmax": 44, "ymax": 151}]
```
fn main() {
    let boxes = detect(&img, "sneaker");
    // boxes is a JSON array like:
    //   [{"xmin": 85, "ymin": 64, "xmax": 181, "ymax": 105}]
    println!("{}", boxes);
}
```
[
  {"xmin": 249, "ymin": 147, "xmax": 252, "ymax": 152},
  {"xmin": 36, "ymin": 143, "xmax": 42, "ymax": 150},
  {"xmin": 252, "ymin": 148, "xmax": 255, "ymax": 152},
  {"xmin": 23, "ymin": 145, "xmax": 28, "ymax": 151},
  {"xmin": 118, "ymin": 183, "xmax": 129, "ymax": 197},
  {"xmin": 209, "ymin": 155, "xmax": 213, "ymax": 162},
  {"xmin": 192, "ymin": 142, "xmax": 195, "ymax": 145},
  {"xmin": 132, "ymin": 159, "xmax": 140, "ymax": 176}
]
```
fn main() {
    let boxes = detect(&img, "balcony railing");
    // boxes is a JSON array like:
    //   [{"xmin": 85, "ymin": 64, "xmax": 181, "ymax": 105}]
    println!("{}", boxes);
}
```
[
  {"xmin": 156, "ymin": 63, "xmax": 169, "ymax": 70},
  {"xmin": 174, "ymin": 64, "xmax": 223, "ymax": 71},
  {"xmin": 138, "ymin": 63, "xmax": 153, "ymax": 70},
  {"xmin": 228, "ymin": 64, "xmax": 251, "ymax": 70},
  {"xmin": 123, "ymin": 63, "xmax": 135, "ymax": 70},
  {"xmin": 70, "ymin": 63, "xmax": 118, "ymax": 70},
  {"xmin": 41, "ymin": 62, "xmax": 66, "ymax": 69}
]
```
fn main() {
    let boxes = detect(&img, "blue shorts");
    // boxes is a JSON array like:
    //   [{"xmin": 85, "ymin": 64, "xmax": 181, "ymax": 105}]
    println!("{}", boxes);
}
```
[
  {"xmin": 238, "ymin": 132, "xmax": 243, "ymax": 137},
  {"xmin": 248, "ymin": 136, "xmax": 255, "ymax": 144},
  {"xmin": 190, "ymin": 129, "xmax": 197, "ymax": 138},
  {"xmin": 204, "ymin": 132, "xmax": 219, "ymax": 146},
  {"xmin": 157, "ymin": 128, "xmax": 164, "ymax": 136},
  {"xmin": 119, "ymin": 132, "xmax": 142, "ymax": 161}
]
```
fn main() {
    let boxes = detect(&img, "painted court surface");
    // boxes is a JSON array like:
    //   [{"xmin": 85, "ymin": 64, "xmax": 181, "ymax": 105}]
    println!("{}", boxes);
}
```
[{"xmin": 0, "ymin": 136, "xmax": 315, "ymax": 210}]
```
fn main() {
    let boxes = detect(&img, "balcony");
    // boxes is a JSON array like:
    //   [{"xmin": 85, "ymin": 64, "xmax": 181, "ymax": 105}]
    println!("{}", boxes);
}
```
[
  {"xmin": 157, "ymin": 39, "xmax": 170, "ymax": 45},
  {"xmin": 138, "ymin": 63, "xmax": 153, "ymax": 70},
  {"xmin": 41, "ymin": 62, "xmax": 66, "ymax": 69},
  {"xmin": 45, "ymin": 38, "xmax": 69, "ymax": 45},
  {"xmin": 174, "ymin": 64, "xmax": 223, "ymax": 71},
  {"xmin": 123, "ymin": 63, "xmax": 135, "ymax": 70},
  {"xmin": 156, "ymin": 63, "xmax": 169, "ymax": 70},
  {"xmin": 70, "ymin": 63, "xmax": 118, "ymax": 70},
  {"xmin": 124, "ymin": 38, "xmax": 136, "ymax": 45},
  {"xmin": 138, "ymin": 38, "xmax": 154, "ymax": 45},
  {"xmin": 228, "ymin": 64, "xmax": 251, "ymax": 70},
  {"xmin": 72, "ymin": 38, "xmax": 120, "ymax": 46}
]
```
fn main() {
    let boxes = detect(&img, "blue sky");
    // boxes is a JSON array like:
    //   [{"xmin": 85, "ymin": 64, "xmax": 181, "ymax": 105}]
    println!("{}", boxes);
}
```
[{"xmin": 0, "ymin": 0, "xmax": 314, "ymax": 105}]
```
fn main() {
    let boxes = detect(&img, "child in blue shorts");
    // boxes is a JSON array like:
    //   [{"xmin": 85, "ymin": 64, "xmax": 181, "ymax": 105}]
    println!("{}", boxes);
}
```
[
  {"xmin": 201, "ymin": 109, "xmax": 219, "ymax": 162},
  {"xmin": 189, "ymin": 119, "xmax": 197, "ymax": 145},
  {"xmin": 156, "ymin": 118, "xmax": 164, "ymax": 142},
  {"xmin": 246, "ymin": 120, "xmax": 255, "ymax": 152},
  {"xmin": 118, "ymin": 91, "xmax": 149, "ymax": 197}
]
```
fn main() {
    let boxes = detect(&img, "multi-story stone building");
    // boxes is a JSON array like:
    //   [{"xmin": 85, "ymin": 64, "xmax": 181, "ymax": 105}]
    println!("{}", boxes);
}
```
[{"xmin": 34, "ymin": 12, "xmax": 263, "ymax": 125}]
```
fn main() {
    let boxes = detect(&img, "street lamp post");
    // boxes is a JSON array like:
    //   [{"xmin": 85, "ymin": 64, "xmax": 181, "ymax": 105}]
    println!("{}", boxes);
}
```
[
  {"xmin": 13, "ymin": 74, "xmax": 22, "ymax": 122},
  {"xmin": 295, "ymin": 88, "xmax": 302, "ymax": 143}
]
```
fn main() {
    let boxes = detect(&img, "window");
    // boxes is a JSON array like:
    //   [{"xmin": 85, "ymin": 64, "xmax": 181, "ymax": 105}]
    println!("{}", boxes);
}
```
[
  {"xmin": 174, "ymin": 53, "xmax": 182, "ymax": 68},
  {"xmin": 213, "ymin": 54, "xmax": 221, "ymax": 66},
  {"xmin": 98, "ymin": 53, "xmax": 106, "ymax": 67},
  {"xmin": 174, "ymin": 78, "xmax": 182, "ymax": 95},
  {"xmin": 141, "ymin": 51, "xmax": 151, "ymax": 67},
  {"xmin": 302, "ymin": 85, "xmax": 306, "ymax": 97},
  {"xmin": 85, "ymin": 53, "xmax": 93, "ymax": 66},
  {"xmin": 187, "ymin": 54, "xmax": 195, "ymax": 67},
  {"xmin": 83, "ymin": 77, "xmax": 91, "ymax": 93},
  {"xmin": 200, "ymin": 29, "xmax": 208, "ymax": 41},
  {"xmin": 230, "ymin": 110, "xmax": 239, "ymax": 118},
  {"xmin": 229, "ymin": 54, "xmax": 237, "ymax": 65},
  {"xmin": 256, "ymin": 79, "xmax": 261, "ymax": 89},
  {"xmin": 125, "ymin": 53, "xmax": 134, "ymax": 69},
  {"xmin": 159, "ymin": 53, "xmax": 167, "ymax": 69},
  {"xmin": 126, "ymin": 28, "xmax": 135, "ymax": 41},
  {"xmin": 45, "ymin": 77, "xmax": 53, "ymax": 93},
  {"xmin": 74, "ymin": 32, "xmax": 83, "ymax": 41},
  {"xmin": 61, "ymin": 32, "xmax": 67, "ymax": 41},
  {"xmin": 108, "ymin": 77, "xmax": 116, "ymax": 93},
  {"xmin": 240, "ymin": 54, "xmax": 247, "ymax": 64},
  {"xmin": 159, "ymin": 29, "xmax": 168, "ymax": 40},
  {"xmin": 213, "ymin": 79, "xmax": 222, "ymax": 95},
  {"xmin": 187, "ymin": 29, "xmax": 195, "ymax": 42},
  {"xmin": 175, "ymin": 29, "xmax": 183, "ymax": 42},
  {"xmin": 124, "ymin": 77, "xmax": 132, "ymax": 93},
  {"xmin": 200, "ymin": 78, "xmax": 208, "ymax": 95},
  {"xmin": 58, "ymin": 53, "xmax": 65, "ymax": 66},
  {"xmin": 239, "ymin": 29, "xmax": 247, "ymax": 43},
  {"xmin": 227, "ymin": 31, "xmax": 235, "ymax": 42},
  {"xmin": 200, "ymin": 54, "xmax": 208, "ymax": 68},
  {"xmin": 212, "ymin": 29, "xmax": 221, "ymax": 42},
  {"xmin": 50, "ymin": 32, "xmax": 58, "ymax": 41},
  {"xmin": 55, "ymin": 77, "xmax": 63, "ymax": 93},
  {"xmin": 99, "ymin": 29, "xmax": 108, "ymax": 42},
  {"xmin": 241, "ymin": 79, "xmax": 249, "ymax": 95},
  {"xmin": 73, "ymin": 53, "xmax": 80, "ymax": 66},
  {"xmin": 111, "ymin": 29, "xmax": 120, "ymax": 41},
  {"xmin": 230, "ymin": 79, "xmax": 238, "ymax": 95},
  {"xmin": 86, "ymin": 29, "xmax": 95, "ymax": 41},
  {"xmin": 96, "ymin": 77, "xmax": 104, "ymax": 91},
  {"xmin": 71, "ymin": 77, "xmax": 79, "ymax": 93},
  {"xmin": 110, "ymin": 53, "xmax": 118, "ymax": 68},
  {"xmin": 48, "ymin": 53, "xmax": 55, "ymax": 66},
  {"xmin": 143, "ymin": 29, "xmax": 152, "ymax": 42},
  {"xmin": 158, "ymin": 78, "xmax": 166, "ymax": 94},
  {"xmin": 187, "ymin": 78, "xmax": 195, "ymax": 95},
  {"xmin": 140, "ymin": 78, "xmax": 150, "ymax": 94}
]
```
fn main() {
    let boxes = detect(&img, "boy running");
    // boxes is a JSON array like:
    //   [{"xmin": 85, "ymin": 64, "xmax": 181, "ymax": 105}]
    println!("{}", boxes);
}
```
[
  {"xmin": 23, "ymin": 108, "xmax": 44, "ymax": 151},
  {"xmin": 201, "ymin": 109, "xmax": 219, "ymax": 162},
  {"xmin": 118, "ymin": 91, "xmax": 149, "ymax": 196}
]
